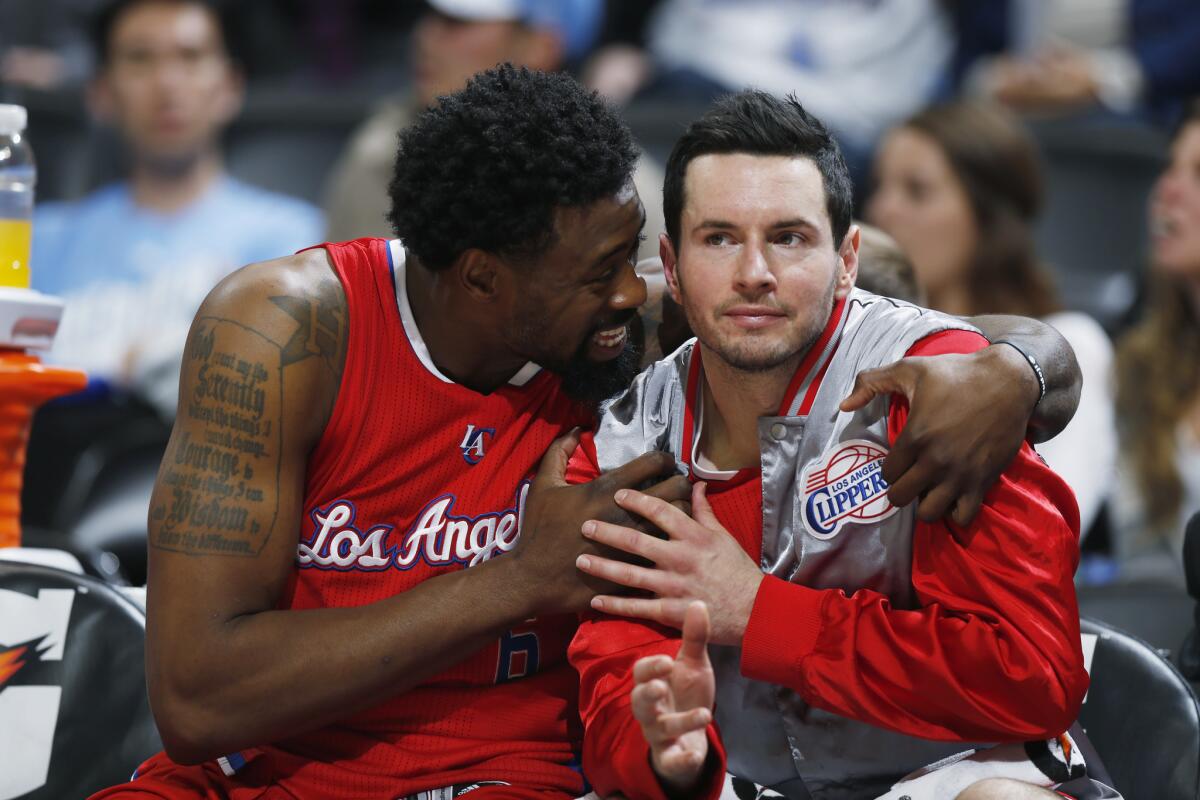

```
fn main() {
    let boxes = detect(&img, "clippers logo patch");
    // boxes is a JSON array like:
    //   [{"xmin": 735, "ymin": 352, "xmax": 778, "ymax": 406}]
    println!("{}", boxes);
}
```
[
  {"xmin": 460, "ymin": 424, "xmax": 495, "ymax": 465},
  {"xmin": 801, "ymin": 440, "xmax": 897, "ymax": 539}
]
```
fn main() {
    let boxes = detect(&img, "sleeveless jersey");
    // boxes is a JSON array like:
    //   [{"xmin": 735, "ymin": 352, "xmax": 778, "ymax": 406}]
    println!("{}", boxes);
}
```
[{"xmin": 261, "ymin": 238, "xmax": 591, "ymax": 797}]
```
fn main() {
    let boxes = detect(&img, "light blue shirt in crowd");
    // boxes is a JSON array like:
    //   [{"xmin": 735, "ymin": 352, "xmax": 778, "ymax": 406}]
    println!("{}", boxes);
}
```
[{"xmin": 31, "ymin": 176, "xmax": 324, "ymax": 412}]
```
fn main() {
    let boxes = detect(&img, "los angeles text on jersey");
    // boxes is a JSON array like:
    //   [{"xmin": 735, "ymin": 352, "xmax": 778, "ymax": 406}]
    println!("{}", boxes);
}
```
[{"xmin": 296, "ymin": 481, "xmax": 531, "ymax": 571}]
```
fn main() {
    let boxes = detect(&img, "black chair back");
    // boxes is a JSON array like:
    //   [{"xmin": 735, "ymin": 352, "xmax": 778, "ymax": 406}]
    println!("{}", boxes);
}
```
[
  {"xmin": 0, "ymin": 561, "xmax": 161, "ymax": 799},
  {"xmin": 1079, "ymin": 616, "xmax": 1200, "ymax": 800}
]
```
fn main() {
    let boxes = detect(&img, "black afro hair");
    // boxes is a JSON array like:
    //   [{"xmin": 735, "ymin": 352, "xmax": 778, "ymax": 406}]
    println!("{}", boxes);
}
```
[{"xmin": 387, "ymin": 64, "xmax": 639, "ymax": 270}]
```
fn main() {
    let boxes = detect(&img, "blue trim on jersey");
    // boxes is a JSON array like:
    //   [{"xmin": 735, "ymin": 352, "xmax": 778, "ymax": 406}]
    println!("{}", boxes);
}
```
[
  {"xmin": 567, "ymin": 752, "xmax": 591, "ymax": 794},
  {"xmin": 386, "ymin": 237, "xmax": 398, "ymax": 286}
]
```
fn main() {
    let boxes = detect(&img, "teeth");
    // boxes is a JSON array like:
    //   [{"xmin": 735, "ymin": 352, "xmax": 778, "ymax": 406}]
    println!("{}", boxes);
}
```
[{"xmin": 592, "ymin": 325, "xmax": 627, "ymax": 347}]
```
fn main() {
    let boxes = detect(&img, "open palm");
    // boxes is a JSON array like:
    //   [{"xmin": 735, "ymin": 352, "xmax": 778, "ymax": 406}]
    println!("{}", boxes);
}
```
[{"xmin": 632, "ymin": 602, "xmax": 716, "ymax": 790}]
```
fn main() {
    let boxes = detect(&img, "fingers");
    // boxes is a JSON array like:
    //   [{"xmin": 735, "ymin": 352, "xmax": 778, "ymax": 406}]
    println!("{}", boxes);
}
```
[
  {"xmin": 633, "ymin": 654, "xmax": 674, "ymax": 684},
  {"xmin": 882, "ymin": 440, "xmax": 936, "ymax": 510},
  {"xmin": 614, "ymin": 489, "xmax": 693, "ymax": 539},
  {"xmin": 631, "ymin": 678, "xmax": 670, "ymax": 726},
  {"xmin": 951, "ymin": 488, "xmax": 985, "ymax": 527},
  {"xmin": 880, "ymin": 425, "xmax": 920, "ymax": 489},
  {"xmin": 652, "ymin": 708, "xmax": 712, "ymax": 739},
  {"xmin": 642, "ymin": 473, "xmax": 692, "ymax": 506},
  {"xmin": 690, "ymin": 481, "xmax": 717, "ymax": 528},
  {"xmin": 601, "ymin": 450, "xmax": 678, "ymax": 494},
  {"xmin": 839, "ymin": 362, "xmax": 913, "ymax": 413},
  {"xmin": 677, "ymin": 601, "xmax": 710, "ymax": 664},
  {"xmin": 581, "ymin": 519, "xmax": 670, "ymax": 563},
  {"xmin": 631, "ymin": 680, "xmax": 710, "ymax": 740},
  {"xmin": 590, "ymin": 595, "xmax": 688, "ymax": 628},
  {"xmin": 576, "ymin": 552, "xmax": 666, "ymax": 593},
  {"xmin": 532, "ymin": 427, "xmax": 581, "ymax": 488},
  {"xmin": 913, "ymin": 480, "xmax": 962, "ymax": 523}
]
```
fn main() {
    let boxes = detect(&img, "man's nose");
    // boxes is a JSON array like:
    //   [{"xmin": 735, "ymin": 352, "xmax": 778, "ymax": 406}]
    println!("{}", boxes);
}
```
[
  {"xmin": 733, "ymin": 244, "xmax": 775, "ymax": 295},
  {"xmin": 609, "ymin": 261, "xmax": 647, "ymax": 310}
]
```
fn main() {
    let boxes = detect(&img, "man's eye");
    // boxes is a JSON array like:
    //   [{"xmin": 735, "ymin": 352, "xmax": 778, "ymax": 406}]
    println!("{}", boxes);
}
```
[
  {"xmin": 594, "ymin": 267, "xmax": 618, "ymax": 285},
  {"xmin": 903, "ymin": 178, "xmax": 929, "ymax": 202},
  {"xmin": 705, "ymin": 233, "xmax": 729, "ymax": 246},
  {"xmin": 777, "ymin": 232, "xmax": 805, "ymax": 246}
]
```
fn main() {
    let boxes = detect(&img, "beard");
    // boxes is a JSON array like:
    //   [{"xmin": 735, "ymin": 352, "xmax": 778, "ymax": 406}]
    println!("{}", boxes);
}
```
[
  {"xmin": 511, "ymin": 310, "xmax": 643, "ymax": 406},
  {"xmin": 685, "ymin": 273, "xmax": 836, "ymax": 374},
  {"xmin": 556, "ymin": 331, "xmax": 643, "ymax": 405}
]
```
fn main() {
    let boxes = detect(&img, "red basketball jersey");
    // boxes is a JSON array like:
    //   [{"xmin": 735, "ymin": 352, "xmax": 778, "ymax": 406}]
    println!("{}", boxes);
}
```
[{"xmin": 252, "ymin": 238, "xmax": 591, "ymax": 797}]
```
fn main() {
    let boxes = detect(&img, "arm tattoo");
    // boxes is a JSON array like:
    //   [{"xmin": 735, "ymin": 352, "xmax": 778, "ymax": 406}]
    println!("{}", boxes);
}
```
[
  {"xmin": 150, "ymin": 286, "xmax": 347, "ymax": 556},
  {"xmin": 151, "ymin": 318, "xmax": 282, "ymax": 555},
  {"xmin": 270, "ymin": 292, "xmax": 348, "ymax": 379}
]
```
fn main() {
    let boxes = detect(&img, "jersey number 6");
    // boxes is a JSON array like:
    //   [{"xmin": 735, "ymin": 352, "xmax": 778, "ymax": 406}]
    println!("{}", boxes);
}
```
[{"xmin": 495, "ymin": 627, "xmax": 540, "ymax": 683}]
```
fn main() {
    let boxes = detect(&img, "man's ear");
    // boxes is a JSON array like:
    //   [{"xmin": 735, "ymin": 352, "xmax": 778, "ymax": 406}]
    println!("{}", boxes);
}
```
[
  {"xmin": 456, "ymin": 249, "xmax": 504, "ymax": 302},
  {"xmin": 660, "ymin": 232, "xmax": 682, "ymax": 303},
  {"xmin": 835, "ymin": 224, "xmax": 860, "ymax": 299}
]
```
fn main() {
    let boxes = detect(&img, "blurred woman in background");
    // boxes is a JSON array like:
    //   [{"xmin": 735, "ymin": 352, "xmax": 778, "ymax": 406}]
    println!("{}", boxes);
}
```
[
  {"xmin": 867, "ymin": 100, "xmax": 1116, "ymax": 537},
  {"xmin": 1110, "ymin": 102, "xmax": 1200, "ymax": 587}
]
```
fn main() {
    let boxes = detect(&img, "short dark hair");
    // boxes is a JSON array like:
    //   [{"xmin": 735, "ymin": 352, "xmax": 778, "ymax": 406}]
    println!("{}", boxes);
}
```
[
  {"xmin": 663, "ymin": 90, "xmax": 853, "ymax": 248},
  {"xmin": 92, "ymin": 0, "xmax": 235, "ymax": 67},
  {"xmin": 387, "ymin": 64, "xmax": 639, "ymax": 270}
]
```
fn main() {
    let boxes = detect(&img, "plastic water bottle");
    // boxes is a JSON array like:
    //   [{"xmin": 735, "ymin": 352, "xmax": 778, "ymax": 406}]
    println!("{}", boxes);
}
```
[{"xmin": 0, "ymin": 104, "xmax": 35, "ymax": 290}]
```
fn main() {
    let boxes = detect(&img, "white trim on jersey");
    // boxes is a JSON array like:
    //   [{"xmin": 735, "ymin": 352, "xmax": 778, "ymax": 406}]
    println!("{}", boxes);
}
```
[{"xmin": 389, "ymin": 239, "xmax": 541, "ymax": 388}]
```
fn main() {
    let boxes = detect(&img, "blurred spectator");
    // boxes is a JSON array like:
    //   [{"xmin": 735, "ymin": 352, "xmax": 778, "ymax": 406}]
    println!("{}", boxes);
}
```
[
  {"xmin": 323, "ymin": 0, "xmax": 665, "ymax": 264},
  {"xmin": 951, "ymin": 0, "xmax": 1200, "ymax": 123},
  {"xmin": 601, "ymin": 0, "xmax": 954, "ymax": 187},
  {"xmin": 855, "ymin": 222, "xmax": 923, "ymax": 304},
  {"xmin": 206, "ymin": 1, "xmax": 424, "ymax": 91},
  {"xmin": 581, "ymin": 1, "xmax": 662, "ymax": 105},
  {"xmin": 31, "ymin": 0, "xmax": 323, "ymax": 415},
  {"xmin": 1111, "ymin": 101, "xmax": 1200, "ymax": 587},
  {"xmin": 867, "ymin": 101, "xmax": 1116, "ymax": 535},
  {"xmin": 0, "ymin": 0, "xmax": 107, "ymax": 90}
]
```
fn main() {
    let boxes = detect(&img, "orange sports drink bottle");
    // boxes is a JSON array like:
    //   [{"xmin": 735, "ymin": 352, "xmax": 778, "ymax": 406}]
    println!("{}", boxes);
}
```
[{"xmin": 0, "ymin": 104, "xmax": 86, "ymax": 547}]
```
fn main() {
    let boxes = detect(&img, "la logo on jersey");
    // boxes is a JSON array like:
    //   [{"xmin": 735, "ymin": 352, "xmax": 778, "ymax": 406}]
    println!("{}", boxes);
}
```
[
  {"xmin": 460, "ymin": 424, "xmax": 495, "ymax": 465},
  {"xmin": 800, "ymin": 439, "xmax": 898, "ymax": 540}
]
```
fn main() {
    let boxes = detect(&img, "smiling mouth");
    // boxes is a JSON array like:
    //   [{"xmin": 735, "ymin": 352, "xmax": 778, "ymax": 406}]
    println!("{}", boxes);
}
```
[{"xmin": 591, "ymin": 324, "xmax": 628, "ymax": 349}]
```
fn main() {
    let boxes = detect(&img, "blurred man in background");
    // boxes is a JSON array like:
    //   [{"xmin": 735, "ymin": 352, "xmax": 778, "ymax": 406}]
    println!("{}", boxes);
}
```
[
  {"xmin": 323, "ymin": 0, "xmax": 665, "ymax": 265},
  {"xmin": 22, "ymin": 0, "xmax": 323, "ymax": 538},
  {"xmin": 32, "ymin": 0, "xmax": 323, "ymax": 414},
  {"xmin": 950, "ymin": 0, "xmax": 1200, "ymax": 124}
]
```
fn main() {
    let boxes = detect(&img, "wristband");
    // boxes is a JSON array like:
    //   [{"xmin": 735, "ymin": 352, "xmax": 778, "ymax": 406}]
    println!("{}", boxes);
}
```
[{"xmin": 994, "ymin": 339, "xmax": 1046, "ymax": 406}]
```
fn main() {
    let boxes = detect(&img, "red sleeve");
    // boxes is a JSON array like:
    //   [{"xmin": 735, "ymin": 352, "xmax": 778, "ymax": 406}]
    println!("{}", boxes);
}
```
[
  {"xmin": 567, "ymin": 434, "xmax": 725, "ymax": 798},
  {"xmin": 901, "ymin": 328, "xmax": 992, "ymax": 358},
  {"xmin": 740, "ymin": 328, "xmax": 1089, "ymax": 742},
  {"xmin": 569, "ymin": 614, "xmax": 726, "ymax": 800}
]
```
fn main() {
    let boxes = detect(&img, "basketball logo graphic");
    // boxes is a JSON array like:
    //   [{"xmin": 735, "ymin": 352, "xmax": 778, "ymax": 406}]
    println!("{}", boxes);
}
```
[{"xmin": 801, "ymin": 439, "xmax": 898, "ymax": 539}]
